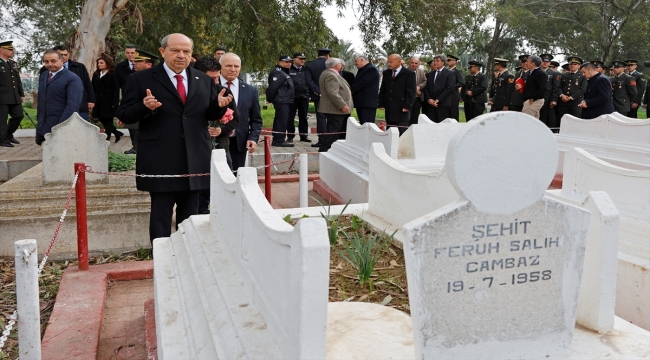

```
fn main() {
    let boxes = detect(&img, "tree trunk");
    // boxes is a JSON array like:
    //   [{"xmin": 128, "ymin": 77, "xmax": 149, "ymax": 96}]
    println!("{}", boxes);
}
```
[{"xmin": 72, "ymin": 0, "xmax": 129, "ymax": 76}]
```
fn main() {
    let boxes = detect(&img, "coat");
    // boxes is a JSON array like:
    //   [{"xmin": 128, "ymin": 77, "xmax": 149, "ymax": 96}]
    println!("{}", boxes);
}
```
[
  {"xmin": 423, "ymin": 68, "xmax": 455, "ymax": 107},
  {"xmin": 266, "ymin": 66, "xmax": 294, "ymax": 104},
  {"xmin": 115, "ymin": 63, "xmax": 230, "ymax": 192},
  {"xmin": 378, "ymin": 66, "xmax": 416, "ymax": 124},
  {"xmin": 36, "ymin": 68, "xmax": 83, "ymax": 142},
  {"xmin": 91, "ymin": 70, "xmax": 120, "ymax": 119},
  {"xmin": 0, "ymin": 58, "xmax": 24, "ymax": 104},
  {"xmin": 583, "ymin": 73, "xmax": 615, "ymax": 119},
  {"xmin": 490, "ymin": 70, "xmax": 515, "ymax": 110},
  {"xmin": 558, "ymin": 71, "xmax": 587, "ymax": 107},
  {"xmin": 610, "ymin": 73, "xmax": 637, "ymax": 114},
  {"xmin": 350, "ymin": 62, "xmax": 380, "ymax": 108},
  {"xmin": 521, "ymin": 68, "xmax": 548, "ymax": 101},
  {"xmin": 305, "ymin": 57, "xmax": 327, "ymax": 101},
  {"xmin": 318, "ymin": 69, "xmax": 353, "ymax": 115},
  {"xmin": 450, "ymin": 68, "xmax": 465, "ymax": 102},
  {"xmin": 232, "ymin": 79, "xmax": 263, "ymax": 153},
  {"xmin": 114, "ymin": 59, "xmax": 135, "ymax": 93},
  {"xmin": 462, "ymin": 73, "xmax": 488, "ymax": 104},
  {"xmin": 40, "ymin": 60, "xmax": 95, "ymax": 112}
]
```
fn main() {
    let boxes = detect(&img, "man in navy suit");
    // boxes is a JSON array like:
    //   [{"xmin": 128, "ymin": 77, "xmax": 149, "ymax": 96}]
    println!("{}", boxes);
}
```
[
  {"xmin": 220, "ymin": 52, "xmax": 263, "ymax": 171},
  {"xmin": 423, "ymin": 54, "xmax": 455, "ymax": 123},
  {"xmin": 578, "ymin": 62, "xmax": 614, "ymax": 119},
  {"xmin": 350, "ymin": 55, "xmax": 380, "ymax": 124},
  {"xmin": 36, "ymin": 50, "xmax": 83, "ymax": 145},
  {"xmin": 378, "ymin": 54, "xmax": 416, "ymax": 135}
]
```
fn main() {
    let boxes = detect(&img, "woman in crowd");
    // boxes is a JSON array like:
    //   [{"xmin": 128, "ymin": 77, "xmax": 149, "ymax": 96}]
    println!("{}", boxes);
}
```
[{"xmin": 92, "ymin": 55, "xmax": 122, "ymax": 142}]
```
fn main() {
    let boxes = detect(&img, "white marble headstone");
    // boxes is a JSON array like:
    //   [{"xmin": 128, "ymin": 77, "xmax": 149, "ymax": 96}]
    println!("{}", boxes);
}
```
[
  {"xmin": 42, "ymin": 113, "xmax": 109, "ymax": 184},
  {"xmin": 403, "ymin": 112, "xmax": 591, "ymax": 359}
]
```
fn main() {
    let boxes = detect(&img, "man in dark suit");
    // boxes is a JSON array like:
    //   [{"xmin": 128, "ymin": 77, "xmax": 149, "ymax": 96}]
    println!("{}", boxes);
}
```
[
  {"xmin": 578, "ymin": 62, "xmax": 614, "ymax": 119},
  {"xmin": 407, "ymin": 57, "xmax": 427, "ymax": 125},
  {"xmin": 446, "ymin": 54, "xmax": 465, "ymax": 121},
  {"xmin": 304, "ymin": 48, "xmax": 330, "ymax": 147},
  {"xmin": 510, "ymin": 55, "xmax": 530, "ymax": 112},
  {"xmin": 489, "ymin": 58, "xmax": 515, "ymax": 112},
  {"xmin": 114, "ymin": 44, "xmax": 137, "ymax": 93},
  {"xmin": 0, "ymin": 40, "xmax": 24, "ymax": 147},
  {"xmin": 519, "ymin": 55, "xmax": 548, "ymax": 119},
  {"xmin": 539, "ymin": 54, "xmax": 560, "ymax": 128},
  {"xmin": 39, "ymin": 45, "xmax": 95, "ymax": 121},
  {"xmin": 220, "ymin": 52, "xmax": 263, "ymax": 171},
  {"xmin": 461, "ymin": 60, "xmax": 488, "ymax": 121},
  {"xmin": 378, "ymin": 54, "xmax": 416, "ymax": 134},
  {"xmin": 610, "ymin": 60, "xmax": 637, "ymax": 115},
  {"xmin": 115, "ymin": 33, "xmax": 234, "ymax": 243},
  {"xmin": 350, "ymin": 55, "xmax": 379, "ymax": 124},
  {"xmin": 423, "ymin": 54, "xmax": 455, "ymax": 123},
  {"xmin": 36, "ymin": 50, "xmax": 83, "ymax": 145},
  {"xmin": 340, "ymin": 62, "xmax": 355, "ymax": 87}
]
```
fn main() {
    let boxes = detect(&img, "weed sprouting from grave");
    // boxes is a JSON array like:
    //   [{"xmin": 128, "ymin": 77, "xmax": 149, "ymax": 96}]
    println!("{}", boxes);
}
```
[
  {"xmin": 337, "ymin": 227, "xmax": 397, "ymax": 288},
  {"xmin": 310, "ymin": 197, "xmax": 351, "ymax": 245}
]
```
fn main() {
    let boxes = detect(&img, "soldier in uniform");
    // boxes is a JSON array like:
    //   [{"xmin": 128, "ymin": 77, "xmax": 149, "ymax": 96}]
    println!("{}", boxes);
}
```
[
  {"xmin": 561, "ymin": 63, "xmax": 569, "ymax": 73},
  {"xmin": 625, "ymin": 60, "xmax": 646, "ymax": 118},
  {"xmin": 0, "ymin": 40, "xmax": 24, "ymax": 147},
  {"xmin": 446, "ymin": 54, "xmax": 465, "ymax": 121},
  {"xmin": 488, "ymin": 58, "xmax": 514, "ymax": 112},
  {"xmin": 510, "ymin": 55, "xmax": 530, "ymax": 112},
  {"xmin": 610, "ymin": 60, "xmax": 637, "ymax": 115},
  {"xmin": 539, "ymin": 54, "xmax": 560, "ymax": 128},
  {"xmin": 288, "ymin": 52, "xmax": 310, "ymax": 142},
  {"xmin": 550, "ymin": 61, "xmax": 560, "ymax": 71},
  {"xmin": 266, "ymin": 55, "xmax": 294, "ymax": 147},
  {"xmin": 461, "ymin": 60, "xmax": 488, "ymax": 121},
  {"xmin": 557, "ymin": 56, "xmax": 587, "ymax": 126}
]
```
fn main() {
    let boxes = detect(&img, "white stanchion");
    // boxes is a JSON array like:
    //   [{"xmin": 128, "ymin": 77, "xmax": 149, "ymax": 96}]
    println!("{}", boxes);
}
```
[
  {"xmin": 299, "ymin": 153, "xmax": 308, "ymax": 208},
  {"xmin": 14, "ymin": 239, "xmax": 42, "ymax": 360}
]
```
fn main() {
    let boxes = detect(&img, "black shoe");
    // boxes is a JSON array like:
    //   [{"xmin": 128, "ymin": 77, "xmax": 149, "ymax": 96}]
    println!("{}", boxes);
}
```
[
  {"xmin": 311, "ymin": 143, "xmax": 322, "ymax": 147},
  {"xmin": 286, "ymin": 138, "xmax": 294, "ymax": 143},
  {"xmin": 116, "ymin": 130, "xmax": 124, "ymax": 136},
  {"xmin": 272, "ymin": 141, "xmax": 295, "ymax": 147},
  {"xmin": 8, "ymin": 136, "xmax": 19, "ymax": 144},
  {"xmin": 114, "ymin": 132, "xmax": 121, "ymax": 143},
  {"xmin": 300, "ymin": 138, "xmax": 312, "ymax": 142},
  {"xmin": 124, "ymin": 148, "xmax": 137, "ymax": 154},
  {"xmin": 105, "ymin": 134, "xmax": 111, "ymax": 142},
  {"xmin": 1, "ymin": 141, "xmax": 14, "ymax": 147}
]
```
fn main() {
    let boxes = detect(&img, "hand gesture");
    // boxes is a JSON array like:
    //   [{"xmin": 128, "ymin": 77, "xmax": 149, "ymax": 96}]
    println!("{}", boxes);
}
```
[
  {"xmin": 217, "ymin": 88, "xmax": 233, "ymax": 107},
  {"xmin": 143, "ymin": 89, "xmax": 162, "ymax": 110}
]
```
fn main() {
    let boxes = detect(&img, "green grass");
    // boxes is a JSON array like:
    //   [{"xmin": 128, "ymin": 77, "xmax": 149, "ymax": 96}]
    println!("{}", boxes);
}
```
[{"xmin": 108, "ymin": 151, "xmax": 136, "ymax": 171}]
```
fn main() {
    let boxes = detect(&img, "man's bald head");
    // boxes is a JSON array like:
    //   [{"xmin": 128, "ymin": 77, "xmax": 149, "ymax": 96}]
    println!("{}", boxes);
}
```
[
  {"xmin": 408, "ymin": 57, "xmax": 420, "ymax": 70},
  {"xmin": 159, "ymin": 33, "xmax": 193, "ymax": 73},
  {"xmin": 387, "ymin": 54, "xmax": 402, "ymax": 70},
  {"xmin": 220, "ymin": 52, "xmax": 242, "ymax": 82}
]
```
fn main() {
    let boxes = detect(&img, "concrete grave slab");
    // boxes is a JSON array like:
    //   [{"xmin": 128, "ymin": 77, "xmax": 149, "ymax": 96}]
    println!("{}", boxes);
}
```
[{"xmin": 397, "ymin": 114, "xmax": 464, "ymax": 171}]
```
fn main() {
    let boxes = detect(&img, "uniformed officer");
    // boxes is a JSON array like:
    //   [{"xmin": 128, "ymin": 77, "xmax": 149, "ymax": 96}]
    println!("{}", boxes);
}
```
[
  {"xmin": 561, "ymin": 63, "xmax": 569, "ymax": 73},
  {"xmin": 624, "ymin": 59, "xmax": 646, "ymax": 118},
  {"xmin": 488, "ymin": 58, "xmax": 515, "ymax": 112},
  {"xmin": 266, "ymin": 55, "xmax": 295, "ymax": 147},
  {"xmin": 610, "ymin": 60, "xmax": 637, "ymax": 115},
  {"xmin": 509, "ymin": 55, "xmax": 530, "ymax": 112},
  {"xmin": 288, "ymin": 52, "xmax": 310, "ymax": 142},
  {"xmin": 557, "ymin": 56, "xmax": 587, "ymax": 125},
  {"xmin": 590, "ymin": 60, "xmax": 607, "ymax": 75},
  {"xmin": 539, "ymin": 54, "xmax": 560, "ymax": 128},
  {"xmin": 550, "ymin": 61, "xmax": 560, "ymax": 71},
  {"xmin": 0, "ymin": 40, "xmax": 24, "ymax": 147},
  {"xmin": 461, "ymin": 60, "xmax": 488, "ymax": 121},
  {"xmin": 446, "ymin": 54, "xmax": 465, "ymax": 121}
]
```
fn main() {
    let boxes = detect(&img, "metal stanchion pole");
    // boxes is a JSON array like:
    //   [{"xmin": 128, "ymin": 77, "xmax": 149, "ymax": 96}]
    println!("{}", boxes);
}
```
[
  {"xmin": 264, "ymin": 136, "xmax": 272, "ymax": 203},
  {"xmin": 14, "ymin": 239, "xmax": 42, "ymax": 360},
  {"xmin": 74, "ymin": 162, "xmax": 88, "ymax": 271},
  {"xmin": 299, "ymin": 153, "xmax": 308, "ymax": 208}
]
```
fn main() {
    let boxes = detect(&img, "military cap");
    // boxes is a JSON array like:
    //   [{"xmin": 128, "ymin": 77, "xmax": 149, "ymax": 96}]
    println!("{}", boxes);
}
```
[
  {"xmin": 624, "ymin": 59, "xmax": 638, "ymax": 65},
  {"xmin": 518, "ymin": 54, "xmax": 530, "ymax": 62},
  {"xmin": 540, "ymin": 54, "xmax": 553, "ymax": 62},
  {"xmin": 133, "ymin": 49, "xmax": 158, "ymax": 61},
  {"xmin": 611, "ymin": 60, "xmax": 626, "ymax": 68},
  {"xmin": 0, "ymin": 39, "xmax": 15, "ymax": 50},
  {"xmin": 468, "ymin": 60, "xmax": 483, "ymax": 68},
  {"xmin": 493, "ymin": 57, "xmax": 509, "ymax": 66},
  {"xmin": 567, "ymin": 56, "xmax": 583, "ymax": 65},
  {"xmin": 550, "ymin": 61, "xmax": 560, "ymax": 68},
  {"xmin": 602, "ymin": 64, "xmax": 609, "ymax": 70},
  {"xmin": 292, "ymin": 52, "xmax": 306, "ymax": 59},
  {"xmin": 278, "ymin": 55, "xmax": 292, "ymax": 62},
  {"xmin": 447, "ymin": 54, "xmax": 460, "ymax": 61},
  {"xmin": 562, "ymin": 63, "xmax": 570, "ymax": 70},
  {"xmin": 590, "ymin": 60, "xmax": 605, "ymax": 68},
  {"xmin": 317, "ymin": 48, "xmax": 332, "ymax": 55}
]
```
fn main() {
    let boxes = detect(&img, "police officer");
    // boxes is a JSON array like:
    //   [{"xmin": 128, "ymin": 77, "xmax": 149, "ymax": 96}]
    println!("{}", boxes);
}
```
[
  {"xmin": 557, "ymin": 56, "xmax": 587, "ymax": 125},
  {"xmin": 539, "ymin": 54, "xmax": 560, "ymax": 128},
  {"xmin": 510, "ymin": 55, "xmax": 530, "ymax": 112},
  {"xmin": 625, "ymin": 60, "xmax": 646, "ymax": 118},
  {"xmin": 0, "ymin": 40, "xmax": 24, "ymax": 147},
  {"xmin": 461, "ymin": 60, "xmax": 488, "ymax": 121},
  {"xmin": 446, "ymin": 54, "xmax": 465, "ymax": 121},
  {"xmin": 266, "ymin": 55, "xmax": 294, "ymax": 147},
  {"xmin": 610, "ymin": 60, "xmax": 637, "ymax": 115},
  {"xmin": 488, "ymin": 58, "xmax": 515, "ymax": 112},
  {"xmin": 288, "ymin": 52, "xmax": 310, "ymax": 142}
]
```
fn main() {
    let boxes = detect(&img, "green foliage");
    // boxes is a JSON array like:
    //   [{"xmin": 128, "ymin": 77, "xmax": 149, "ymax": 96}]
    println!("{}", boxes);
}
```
[
  {"xmin": 133, "ymin": 245, "xmax": 153, "ymax": 260},
  {"xmin": 350, "ymin": 214, "xmax": 363, "ymax": 231},
  {"xmin": 108, "ymin": 151, "xmax": 136, "ymax": 172},
  {"xmin": 283, "ymin": 214, "xmax": 292, "ymax": 223},
  {"xmin": 312, "ymin": 198, "xmax": 351, "ymax": 245},
  {"xmin": 337, "ymin": 227, "xmax": 397, "ymax": 287}
]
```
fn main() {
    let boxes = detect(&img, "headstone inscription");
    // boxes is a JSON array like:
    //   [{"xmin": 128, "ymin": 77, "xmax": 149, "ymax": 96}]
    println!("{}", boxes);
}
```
[{"xmin": 402, "ymin": 112, "xmax": 591, "ymax": 359}]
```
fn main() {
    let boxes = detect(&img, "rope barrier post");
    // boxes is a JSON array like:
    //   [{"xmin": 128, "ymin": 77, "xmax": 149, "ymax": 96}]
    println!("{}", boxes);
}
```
[
  {"xmin": 74, "ymin": 162, "xmax": 89, "ymax": 271},
  {"xmin": 264, "ymin": 136, "xmax": 272, "ymax": 203},
  {"xmin": 14, "ymin": 239, "xmax": 42, "ymax": 359},
  {"xmin": 299, "ymin": 153, "xmax": 308, "ymax": 208}
]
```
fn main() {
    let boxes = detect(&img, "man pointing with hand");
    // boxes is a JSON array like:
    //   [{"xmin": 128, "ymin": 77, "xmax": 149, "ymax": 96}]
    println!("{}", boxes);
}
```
[{"xmin": 116, "ymin": 33, "xmax": 234, "ymax": 244}]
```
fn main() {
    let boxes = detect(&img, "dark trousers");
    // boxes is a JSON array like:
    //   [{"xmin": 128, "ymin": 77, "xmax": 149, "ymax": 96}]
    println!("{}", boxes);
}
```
[
  {"xmin": 387, "ymin": 120, "xmax": 409, "ymax": 136},
  {"xmin": 510, "ymin": 105, "xmax": 523, "ymax": 112},
  {"xmin": 149, "ymin": 190, "xmax": 201, "ymax": 243},
  {"xmin": 464, "ymin": 102, "xmax": 485, "ymax": 122},
  {"xmin": 0, "ymin": 103, "xmax": 24, "ymax": 141},
  {"xmin": 129, "ymin": 129, "xmax": 138, "ymax": 150},
  {"xmin": 556, "ymin": 106, "xmax": 581, "ymax": 132},
  {"xmin": 272, "ymin": 102, "xmax": 291, "ymax": 143},
  {"xmin": 288, "ymin": 98, "xmax": 309, "ymax": 140},
  {"xmin": 98, "ymin": 118, "xmax": 121, "ymax": 140},
  {"xmin": 198, "ymin": 152, "xmax": 232, "ymax": 214},
  {"xmin": 229, "ymin": 136, "xmax": 248, "ymax": 172},
  {"xmin": 628, "ymin": 107, "xmax": 639, "ymax": 118},
  {"xmin": 356, "ymin": 107, "xmax": 377, "ymax": 124},
  {"xmin": 539, "ymin": 101, "xmax": 556, "ymax": 128},
  {"xmin": 427, "ymin": 105, "xmax": 451, "ymax": 123},
  {"xmin": 319, "ymin": 113, "xmax": 347, "ymax": 152},
  {"xmin": 410, "ymin": 98, "xmax": 423, "ymax": 125},
  {"xmin": 313, "ymin": 100, "xmax": 327, "ymax": 144},
  {"xmin": 450, "ymin": 97, "xmax": 460, "ymax": 121}
]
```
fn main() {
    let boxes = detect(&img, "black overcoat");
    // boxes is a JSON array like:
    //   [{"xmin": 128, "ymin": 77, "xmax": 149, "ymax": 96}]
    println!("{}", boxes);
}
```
[
  {"xmin": 350, "ymin": 63, "xmax": 380, "ymax": 108},
  {"xmin": 378, "ymin": 67, "xmax": 416, "ymax": 124},
  {"xmin": 91, "ymin": 71, "xmax": 120, "ymax": 119}
]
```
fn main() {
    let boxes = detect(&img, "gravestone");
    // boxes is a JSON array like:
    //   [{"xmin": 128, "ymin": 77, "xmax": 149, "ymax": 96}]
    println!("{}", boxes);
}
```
[
  {"xmin": 42, "ymin": 112, "xmax": 109, "ymax": 184},
  {"xmin": 402, "ymin": 112, "xmax": 591, "ymax": 358},
  {"xmin": 397, "ymin": 115, "xmax": 463, "ymax": 171}
]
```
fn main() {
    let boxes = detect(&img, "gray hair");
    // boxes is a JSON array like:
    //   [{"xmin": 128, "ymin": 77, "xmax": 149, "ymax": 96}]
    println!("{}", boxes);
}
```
[
  {"xmin": 355, "ymin": 55, "xmax": 368, "ymax": 62},
  {"xmin": 219, "ymin": 52, "xmax": 241, "ymax": 64},
  {"xmin": 325, "ymin": 57, "xmax": 343, "ymax": 68},
  {"xmin": 433, "ymin": 54, "xmax": 447, "ymax": 62},
  {"xmin": 160, "ymin": 34, "xmax": 194, "ymax": 49},
  {"xmin": 529, "ymin": 55, "xmax": 542, "ymax": 67}
]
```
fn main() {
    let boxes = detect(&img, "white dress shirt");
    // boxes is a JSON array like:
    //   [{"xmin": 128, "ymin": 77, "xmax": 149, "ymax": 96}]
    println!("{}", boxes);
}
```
[
  {"xmin": 220, "ymin": 76, "xmax": 240, "ymax": 104},
  {"xmin": 163, "ymin": 62, "xmax": 188, "ymax": 96},
  {"xmin": 49, "ymin": 67, "xmax": 64, "ymax": 80}
]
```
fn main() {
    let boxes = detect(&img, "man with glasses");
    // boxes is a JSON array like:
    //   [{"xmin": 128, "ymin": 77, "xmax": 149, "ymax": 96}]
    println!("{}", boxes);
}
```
[
  {"xmin": 0, "ymin": 40, "xmax": 24, "ymax": 147},
  {"xmin": 556, "ymin": 56, "xmax": 587, "ymax": 128}
]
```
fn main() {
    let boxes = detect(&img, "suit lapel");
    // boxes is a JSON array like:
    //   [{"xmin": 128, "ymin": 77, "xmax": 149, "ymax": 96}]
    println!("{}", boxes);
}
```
[
  {"xmin": 47, "ymin": 68, "xmax": 66, "ymax": 87},
  {"xmin": 186, "ymin": 66, "xmax": 198, "ymax": 102},
  {"xmin": 152, "ymin": 63, "xmax": 182, "ymax": 103}
]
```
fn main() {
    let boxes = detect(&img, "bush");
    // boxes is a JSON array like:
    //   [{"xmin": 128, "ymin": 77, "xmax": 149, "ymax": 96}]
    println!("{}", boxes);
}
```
[{"xmin": 108, "ymin": 151, "xmax": 136, "ymax": 172}]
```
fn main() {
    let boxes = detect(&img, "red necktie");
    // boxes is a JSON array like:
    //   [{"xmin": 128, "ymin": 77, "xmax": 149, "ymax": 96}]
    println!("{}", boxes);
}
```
[
  {"xmin": 174, "ymin": 74, "xmax": 186, "ymax": 105},
  {"xmin": 226, "ymin": 81, "xmax": 232, "ymax": 89},
  {"xmin": 47, "ymin": 72, "xmax": 53, "ymax": 84}
]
